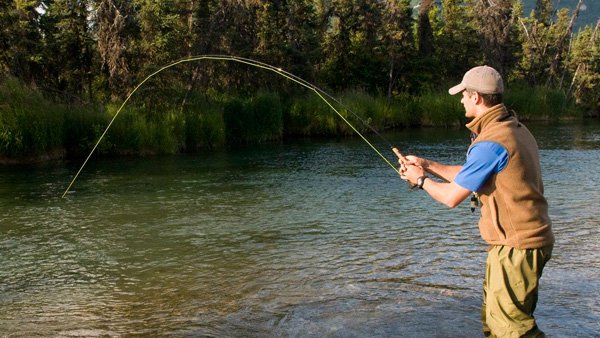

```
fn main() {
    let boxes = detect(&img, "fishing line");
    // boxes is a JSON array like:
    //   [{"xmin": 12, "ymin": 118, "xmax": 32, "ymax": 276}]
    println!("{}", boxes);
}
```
[{"xmin": 62, "ymin": 55, "xmax": 400, "ymax": 198}]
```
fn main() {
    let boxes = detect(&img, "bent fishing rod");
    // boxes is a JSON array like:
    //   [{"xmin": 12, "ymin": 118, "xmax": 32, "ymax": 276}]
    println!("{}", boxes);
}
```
[{"xmin": 62, "ymin": 55, "xmax": 404, "ymax": 198}]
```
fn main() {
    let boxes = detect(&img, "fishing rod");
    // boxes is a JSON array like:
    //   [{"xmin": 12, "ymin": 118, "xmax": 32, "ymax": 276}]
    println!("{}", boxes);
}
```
[{"xmin": 61, "ymin": 55, "xmax": 402, "ymax": 198}]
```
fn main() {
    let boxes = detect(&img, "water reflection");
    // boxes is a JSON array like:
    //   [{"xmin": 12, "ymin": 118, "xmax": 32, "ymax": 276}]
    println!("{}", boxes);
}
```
[{"xmin": 1, "ymin": 121, "xmax": 599, "ymax": 337}]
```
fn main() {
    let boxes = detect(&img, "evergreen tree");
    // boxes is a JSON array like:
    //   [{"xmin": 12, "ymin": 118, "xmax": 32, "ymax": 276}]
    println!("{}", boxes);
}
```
[
  {"xmin": 417, "ymin": 0, "xmax": 434, "ymax": 57},
  {"xmin": 467, "ymin": 0, "xmax": 520, "ymax": 75},
  {"xmin": 0, "ymin": 0, "xmax": 45, "ymax": 83},
  {"xmin": 381, "ymin": 0, "xmax": 414, "ymax": 96},
  {"xmin": 133, "ymin": 0, "xmax": 188, "ymax": 70},
  {"xmin": 40, "ymin": 0, "xmax": 95, "ymax": 101},
  {"xmin": 95, "ymin": 0, "xmax": 135, "ymax": 101},
  {"xmin": 253, "ymin": 0, "xmax": 321, "ymax": 90},
  {"xmin": 534, "ymin": 0, "xmax": 553, "ymax": 25},
  {"xmin": 320, "ymin": 0, "xmax": 388, "ymax": 92},
  {"xmin": 566, "ymin": 20, "xmax": 599, "ymax": 112},
  {"xmin": 433, "ymin": 0, "xmax": 479, "ymax": 80}
]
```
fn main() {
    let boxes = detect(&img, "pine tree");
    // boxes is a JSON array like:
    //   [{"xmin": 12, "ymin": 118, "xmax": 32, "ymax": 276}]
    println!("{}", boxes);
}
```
[
  {"xmin": 95, "ymin": 0, "xmax": 134, "ymax": 101},
  {"xmin": 467, "ymin": 0, "xmax": 520, "ymax": 75},
  {"xmin": 381, "ymin": 0, "xmax": 414, "ymax": 97},
  {"xmin": 433, "ymin": 0, "xmax": 479, "ymax": 80},
  {"xmin": 566, "ymin": 20, "xmax": 599, "ymax": 113},
  {"xmin": 320, "ymin": 0, "xmax": 388, "ymax": 92},
  {"xmin": 0, "ymin": 0, "xmax": 45, "ymax": 83}
]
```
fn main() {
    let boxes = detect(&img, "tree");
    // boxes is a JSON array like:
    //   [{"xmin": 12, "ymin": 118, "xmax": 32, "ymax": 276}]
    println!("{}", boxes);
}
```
[
  {"xmin": 95, "ymin": 0, "xmax": 135, "ymax": 101},
  {"xmin": 566, "ymin": 19, "xmax": 600, "ymax": 113},
  {"xmin": 546, "ymin": 0, "xmax": 584, "ymax": 87},
  {"xmin": 534, "ymin": 0, "xmax": 553, "ymax": 25},
  {"xmin": 467, "ymin": 0, "xmax": 520, "ymax": 75},
  {"xmin": 41, "ymin": 0, "xmax": 95, "ymax": 101},
  {"xmin": 417, "ymin": 0, "xmax": 434, "ymax": 57},
  {"xmin": 432, "ymin": 0, "xmax": 479, "ymax": 80},
  {"xmin": 319, "ymin": 0, "xmax": 388, "ymax": 93},
  {"xmin": 0, "ymin": 0, "xmax": 45, "ymax": 84},
  {"xmin": 381, "ymin": 0, "xmax": 414, "ymax": 97},
  {"xmin": 255, "ymin": 0, "xmax": 320, "ymax": 82},
  {"xmin": 515, "ymin": 1, "xmax": 585, "ymax": 88}
]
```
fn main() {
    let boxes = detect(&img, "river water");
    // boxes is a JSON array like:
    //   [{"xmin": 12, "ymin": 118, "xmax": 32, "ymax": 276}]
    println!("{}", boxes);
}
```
[{"xmin": 1, "ymin": 122, "xmax": 599, "ymax": 337}]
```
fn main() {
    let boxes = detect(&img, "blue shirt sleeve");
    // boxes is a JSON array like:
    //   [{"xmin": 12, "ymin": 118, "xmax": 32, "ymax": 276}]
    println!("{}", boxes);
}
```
[{"xmin": 454, "ymin": 141, "xmax": 508, "ymax": 192}]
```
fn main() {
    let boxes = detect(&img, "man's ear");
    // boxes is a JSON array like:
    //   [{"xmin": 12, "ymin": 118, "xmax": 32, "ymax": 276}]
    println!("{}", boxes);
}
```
[{"xmin": 472, "ymin": 91, "xmax": 482, "ymax": 104}]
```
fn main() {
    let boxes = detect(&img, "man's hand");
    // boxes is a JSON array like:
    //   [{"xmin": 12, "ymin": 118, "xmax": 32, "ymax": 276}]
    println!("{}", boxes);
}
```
[
  {"xmin": 392, "ymin": 147, "xmax": 426, "ymax": 186},
  {"xmin": 402, "ymin": 162, "xmax": 426, "ymax": 186},
  {"xmin": 403, "ymin": 155, "xmax": 429, "ymax": 169}
]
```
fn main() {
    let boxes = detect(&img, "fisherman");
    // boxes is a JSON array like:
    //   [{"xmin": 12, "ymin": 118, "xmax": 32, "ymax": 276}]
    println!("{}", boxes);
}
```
[{"xmin": 397, "ymin": 65, "xmax": 555, "ymax": 337}]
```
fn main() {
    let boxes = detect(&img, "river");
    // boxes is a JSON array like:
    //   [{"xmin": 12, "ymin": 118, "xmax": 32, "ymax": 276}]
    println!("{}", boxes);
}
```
[{"xmin": 1, "ymin": 121, "xmax": 599, "ymax": 337}]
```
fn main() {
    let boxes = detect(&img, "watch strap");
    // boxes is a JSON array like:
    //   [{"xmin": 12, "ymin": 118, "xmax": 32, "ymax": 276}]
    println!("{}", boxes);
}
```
[{"xmin": 417, "ymin": 176, "xmax": 428, "ymax": 189}]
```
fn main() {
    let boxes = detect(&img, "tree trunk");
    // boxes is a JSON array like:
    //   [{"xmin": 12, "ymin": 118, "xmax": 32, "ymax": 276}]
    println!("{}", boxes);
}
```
[{"xmin": 417, "ymin": 0, "xmax": 434, "ymax": 56}]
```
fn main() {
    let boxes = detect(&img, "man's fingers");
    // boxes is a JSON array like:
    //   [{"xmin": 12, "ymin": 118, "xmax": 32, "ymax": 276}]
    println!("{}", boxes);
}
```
[{"xmin": 392, "ymin": 147, "xmax": 407, "ymax": 163}]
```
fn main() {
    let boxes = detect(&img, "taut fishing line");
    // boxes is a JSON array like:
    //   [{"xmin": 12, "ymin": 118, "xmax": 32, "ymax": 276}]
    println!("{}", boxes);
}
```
[{"xmin": 62, "ymin": 55, "xmax": 400, "ymax": 198}]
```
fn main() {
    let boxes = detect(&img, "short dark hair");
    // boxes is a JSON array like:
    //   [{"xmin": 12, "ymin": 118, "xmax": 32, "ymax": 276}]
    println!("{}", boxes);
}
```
[{"xmin": 465, "ymin": 89, "xmax": 503, "ymax": 106}]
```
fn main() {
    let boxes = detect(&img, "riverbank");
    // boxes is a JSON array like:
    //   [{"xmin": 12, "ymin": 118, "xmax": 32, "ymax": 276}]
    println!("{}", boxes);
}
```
[{"xmin": 0, "ymin": 77, "xmax": 587, "ymax": 163}]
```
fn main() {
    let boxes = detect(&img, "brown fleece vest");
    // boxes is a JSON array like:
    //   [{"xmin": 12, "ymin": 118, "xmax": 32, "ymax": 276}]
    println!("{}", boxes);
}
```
[{"xmin": 466, "ymin": 104, "xmax": 554, "ymax": 249}]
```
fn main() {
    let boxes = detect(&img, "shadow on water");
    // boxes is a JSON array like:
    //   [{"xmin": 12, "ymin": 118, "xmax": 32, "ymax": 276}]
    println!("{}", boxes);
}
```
[{"xmin": 0, "ymin": 121, "xmax": 599, "ymax": 337}]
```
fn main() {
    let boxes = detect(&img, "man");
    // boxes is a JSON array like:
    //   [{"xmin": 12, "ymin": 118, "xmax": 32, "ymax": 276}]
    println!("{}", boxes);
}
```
[{"xmin": 397, "ymin": 65, "xmax": 554, "ymax": 337}]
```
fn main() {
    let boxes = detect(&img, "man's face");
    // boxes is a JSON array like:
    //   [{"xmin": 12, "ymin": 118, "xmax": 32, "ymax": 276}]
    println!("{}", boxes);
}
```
[{"xmin": 461, "ymin": 90, "xmax": 477, "ymax": 119}]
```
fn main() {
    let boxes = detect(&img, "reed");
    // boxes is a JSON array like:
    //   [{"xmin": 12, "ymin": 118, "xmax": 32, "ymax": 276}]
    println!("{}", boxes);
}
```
[
  {"xmin": 223, "ymin": 92, "xmax": 283, "ymax": 144},
  {"xmin": 0, "ymin": 77, "xmax": 587, "ymax": 161},
  {"xmin": 182, "ymin": 99, "xmax": 226, "ymax": 151},
  {"xmin": 505, "ymin": 85, "xmax": 580, "ymax": 120},
  {"xmin": 0, "ymin": 77, "xmax": 65, "ymax": 158},
  {"xmin": 416, "ymin": 92, "xmax": 466, "ymax": 127}
]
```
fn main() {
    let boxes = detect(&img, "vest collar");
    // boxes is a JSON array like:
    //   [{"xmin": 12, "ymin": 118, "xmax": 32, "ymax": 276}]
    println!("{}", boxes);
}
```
[{"xmin": 465, "ymin": 104, "xmax": 509, "ymax": 135}]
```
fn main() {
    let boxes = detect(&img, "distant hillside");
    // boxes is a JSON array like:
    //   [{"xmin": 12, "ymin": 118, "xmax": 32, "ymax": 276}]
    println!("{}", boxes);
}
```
[
  {"xmin": 522, "ymin": 0, "xmax": 599, "ymax": 30},
  {"xmin": 410, "ymin": 0, "xmax": 598, "ymax": 30}
]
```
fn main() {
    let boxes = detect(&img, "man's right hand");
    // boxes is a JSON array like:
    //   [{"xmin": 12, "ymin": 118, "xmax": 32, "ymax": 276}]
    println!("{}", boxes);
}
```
[{"xmin": 403, "ymin": 155, "xmax": 429, "ymax": 169}]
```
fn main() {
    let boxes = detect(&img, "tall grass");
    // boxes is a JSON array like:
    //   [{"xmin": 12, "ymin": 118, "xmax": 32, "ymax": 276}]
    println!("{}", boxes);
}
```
[
  {"xmin": 0, "ymin": 77, "xmax": 66, "ymax": 159},
  {"xmin": 0, "ymin": 77, "xmax": 587, "ymax": 161},
  {"xmin": 505, "ymin": 85, "xmax": 580, "ymax": 120},
  {"xmin": 182, "ymin": 99, "xmax": 225, "ymax": 151},
  {"xmin": 223, "ymin": 92, "xmax": 283, "ymax": 144}
]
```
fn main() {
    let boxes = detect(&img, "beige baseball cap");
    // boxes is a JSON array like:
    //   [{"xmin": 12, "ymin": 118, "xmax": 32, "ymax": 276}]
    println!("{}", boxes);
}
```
[{"xmin": 448, "ymin": 65, "xmax": 504, "ymax": 95}]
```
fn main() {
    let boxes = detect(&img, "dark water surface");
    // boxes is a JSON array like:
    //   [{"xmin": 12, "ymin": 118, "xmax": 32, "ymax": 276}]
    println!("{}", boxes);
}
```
[{"xmin": 1, "ymin": 122, "xmax": 599, "ymax": 337}]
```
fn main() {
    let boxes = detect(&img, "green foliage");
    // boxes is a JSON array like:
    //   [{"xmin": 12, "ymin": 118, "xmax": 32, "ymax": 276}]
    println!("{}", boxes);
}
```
[
  {"xmin": 565, "ymin": 24, "xmax": 600, "ymax": 114},
  {"xmin": 285, "ymin": 93, "xmax": 334, "ymax": 136},
  {"xmin": 223, "ymin": 92, "xmax": 283, "ymax": 144},
  {"xmin": 0, "ymin": 0, "xmax": 598, "ymax": 160},
  {"xmin": 407, "ymin": 92, "xmax": 465, "ymax": 127},
  {"xmin": 505, "ymin": 85, "xmax": 580, "ymax": 120},
  {"xmin": 100, "ymin": 105, "xmax": 182, "ymax": 155},
  {"xmin": 396, "ymin": 92, "xmax": 465, "ymax": 127},
  {"xmin": 0, "ymin": 77, "xmax": 64, "ymax": 158},
  {"xmin": 183, "ymin": 100, "xmax": 225, "ymax": 151},
  {"xmin": 432, "ymin": 0, "xmax": 480, "ymax": 80},
  {"xmin": 62, "ymin": 105, "xmax": 109, "ymax": 157}
]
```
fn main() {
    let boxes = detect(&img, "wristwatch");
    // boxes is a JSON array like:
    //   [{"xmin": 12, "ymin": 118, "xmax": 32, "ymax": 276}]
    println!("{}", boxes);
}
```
[{"xmin": 416, "ymin": 176, "xmax": 428, "ymax": 190}]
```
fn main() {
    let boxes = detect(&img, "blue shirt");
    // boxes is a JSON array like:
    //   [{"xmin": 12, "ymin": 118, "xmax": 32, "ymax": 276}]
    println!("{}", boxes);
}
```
[{"xmin": 454, "ymin": 141, "xmax": 509, "ymax": 192}]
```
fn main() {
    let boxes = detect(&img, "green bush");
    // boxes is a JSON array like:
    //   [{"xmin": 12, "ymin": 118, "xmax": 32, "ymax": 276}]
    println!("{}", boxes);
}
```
[
  {"xmin": 0, "ymin": 76, "xmax": 587, "ymax": 161},
  {"xmin": 101, "ymin": 106, "xmax": 180, "ymax": 155},
  {"xmin": 223, "ymin": 92, "xmax": 283, "ymax": 144},
  {"xmin": 63, "ymin": 105, "xmax": 109, "ymax": 157},
  {"xmin": 285, "ymin": 93, "xmax": 335, "ymax": 136},
  {"xmin": 183, "ymin": 100, "xmax": 225, "ymax": 151},
  {"xmin": 417, "ymin": 92, "xmax": 465, "ymax": 127},
  {"xmin": 505, "ymin": 85, "xmax": 580, "ymax": 120},
  {"xmin": 0, "ymin": 77, "xmax": 65, "ymax": 158}
]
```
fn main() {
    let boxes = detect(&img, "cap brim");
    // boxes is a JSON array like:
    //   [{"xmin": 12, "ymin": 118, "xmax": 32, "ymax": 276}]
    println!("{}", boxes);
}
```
[{"xmin": 448, "ymin": 83, "xmax": 465, "ymax": 95}]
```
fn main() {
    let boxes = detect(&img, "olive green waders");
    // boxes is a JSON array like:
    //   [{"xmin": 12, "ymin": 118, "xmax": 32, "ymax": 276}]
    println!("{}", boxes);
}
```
[{"xmin": 482, "ymin": 245, "xmax": 553, "ymax": 338}]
